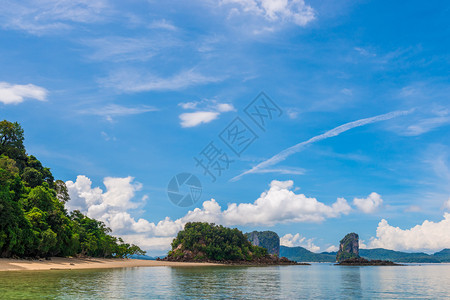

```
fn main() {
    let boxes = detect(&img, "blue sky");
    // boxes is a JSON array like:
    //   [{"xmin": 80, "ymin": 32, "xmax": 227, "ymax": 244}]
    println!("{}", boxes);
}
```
[{"xmin": 1, "ymin": 0, "xmax": 450, "ymax": 255}]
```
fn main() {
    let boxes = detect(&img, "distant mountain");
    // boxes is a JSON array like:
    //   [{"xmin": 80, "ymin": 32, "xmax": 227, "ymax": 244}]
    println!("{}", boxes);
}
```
[
  {"xmin": 359, "ymin": 249, "xmax": 440, "ymax": 263},
  {"xmin": 280, "ymin": 246, "xmax": 335, "ymax": 262},
  {"xmin": 129, "ymin": 254, "xmax": 164, "ymax": 260},
  {"xmin": 280, "ymin": 246, "xmax": 450, "ymax": 263},
  {"xmin": 431, "ymin": 249, "xmax": 450, "ymax": 262}
]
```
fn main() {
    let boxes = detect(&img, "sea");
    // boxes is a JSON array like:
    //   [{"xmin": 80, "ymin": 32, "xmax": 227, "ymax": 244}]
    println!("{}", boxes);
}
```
[{"xmin": 1, "ymin": 263, "xmax": 449, "ymax": 299}]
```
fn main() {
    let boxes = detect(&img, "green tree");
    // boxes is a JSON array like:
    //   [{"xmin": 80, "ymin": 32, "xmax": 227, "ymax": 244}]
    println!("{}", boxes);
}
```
[{"xmin": 0, "ymin": 120, "xmax": 26, "ymax": 168}]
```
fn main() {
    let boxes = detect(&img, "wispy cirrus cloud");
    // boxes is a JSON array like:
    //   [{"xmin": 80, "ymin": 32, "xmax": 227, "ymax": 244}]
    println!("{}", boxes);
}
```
[
  {"xmin": 101, "ymin": 69, "xmax": 224, "ymax": 93},
  {"xmin": 79, "ymin": 104, "xmax": 157, "ymax": 121},
  {"xmin": 0, "ymin": 82, "xmax": 48, "ymax": 105},
  {"xmin": 0, "ymin": 0, "xmax": 111, "ymax": 35},
  {"xmin": 81, "ymin": 36, "xmax": 178, "ymax": 62},
  {"xmin": 231, "ymin": 109, "xmax": 413, "ymax": 181},
  {"xmin": 149, "ymin": 19, "xmax": 178, "ymax": 31}
]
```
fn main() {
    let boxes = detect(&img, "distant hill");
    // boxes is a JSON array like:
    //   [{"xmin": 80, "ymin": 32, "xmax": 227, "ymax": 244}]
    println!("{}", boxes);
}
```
[
  {"xmin": 280, "ymin": 246, "xmax": 335, "ymax": 262},
  {"xmin": 129, "ymin": 254, "xmax": 165, "ymax": 260},
  {"xmin": 428, "ymin": 249, "xmax": 450, "ymax": 262},
  {"xmin": 359, "ymin": 249, "xmax": 440, "ymax": 263},
  {"xmin": 280, "ymin": 246, "xmax": 450, "ymax": 263}
]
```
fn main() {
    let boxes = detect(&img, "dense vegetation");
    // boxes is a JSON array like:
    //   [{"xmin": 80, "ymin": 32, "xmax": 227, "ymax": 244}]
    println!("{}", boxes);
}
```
[
  {"xmin": 168, "ymin": 222, "xmax": 268, "ymax": 261},
  {"xmin": 245, "ymin": 230, "xmax": 280, "ymax": 256},
  {"xmin": 0, "ymin": 120, "xmax": 145, "ymax": 258}
]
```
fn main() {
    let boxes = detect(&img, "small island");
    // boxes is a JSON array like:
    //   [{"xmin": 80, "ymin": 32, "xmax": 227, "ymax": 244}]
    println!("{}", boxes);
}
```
[
  {"xmin": 336, "ymin": 233, "xmax": 401, "ymax": 266},
  {"xmin": 162, "ymin": 222, "xmax": 307, "ymax": 265}
]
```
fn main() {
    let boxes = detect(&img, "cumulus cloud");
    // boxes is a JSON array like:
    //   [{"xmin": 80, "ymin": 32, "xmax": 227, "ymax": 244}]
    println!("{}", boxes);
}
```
[
  {"xmin": 221, "ymin": 180, "xmax": 352, "ymax": 225},
  {"xmin": 222, "ymin": 0, "xmax": 316, "ymax": 26},
  {"xmin": 280, "ymin": 233, "xmax": 320, "ymax": 252},
  {"xmin": 353, "ymin": 192, "xmax": 383, "ymax": 213},
  {"xmin": 179, "ymin": 112, "xmax": 219, "ymax": 127},
  {"xmin": 325, "ymin": 245, "xmax": 338, "ymax": 252},
  {"xmin": 0, "ymin": 82, "xmax": 48, "ymax": 105},
  {"xmin": 66, "ymin": 177, "xmax": 351, "ymax": 252},
  {"xmin": 369, "ymin": 213, "xmax": 450, "ymax": 251},
  {"xmin": 178, "ymin": 99, "xmax": 235, "ymax": 127}
]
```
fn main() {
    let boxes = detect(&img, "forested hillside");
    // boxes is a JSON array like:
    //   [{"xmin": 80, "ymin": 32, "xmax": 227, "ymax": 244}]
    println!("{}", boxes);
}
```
[{"xmin": 0, "ymin": 120, "xmax": 145, "ymax": 258}]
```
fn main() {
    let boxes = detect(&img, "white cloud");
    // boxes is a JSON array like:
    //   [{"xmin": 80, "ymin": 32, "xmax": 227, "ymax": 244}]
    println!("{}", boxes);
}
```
[
  {"xmin": 443, "ymin": 198, "xmax": 450, "ymax": 211},
  {"xmin": 101, "ymin": 69, "xmax": 223, "ymax": 93},
  {"xmin": 79, "ymin": 104, "xmax": 157, "ymax": 121},
  {"xmin": 178, "ymin": 99, "xmax": 235, "ymax": 127},
  {"xmin": 220, "ymin": 180, "xmax": 352, "ymax": 225},
  {"xmin": 179, "ymin": 111, "xmax": 220, "ymax": 127},
  {"xmin": 179, "ymin": 102, "xmax": 199, "ymax": 110},
  {"xmin": 221, "ymin": 0, "xmax": 316, "ymax": 26},
  {"xmin": 340, "ymin": 88, "xmax": 353, "ymax": 96},
  {"xmin": 353, "ymin": 192, "xmax": 383, "ymax": 214},
  {"xmin": 82, "ymin": 35, "xmax": 181, "ymax": 62},
  {"xmin": 66, "ymin": 177, "xmax": 351, "ymax": 252},
  {"xmin": 0, "ymin": 0, "xmax": 110, "ymax": 35},
  {"xmin": 325, "ymin": 245, "xmax": 338, "ymax": 252},
  {"xmin": 280, "ymin": 233, "xmax": 320, "ymax": 252},
  {"xmin": 216, "ymin": 103, "xmax": 235, "ymax": 112},
  {"xmin": 369, "ymin": 213, "xmax": 450, "ymax": 251},
  {"xmin": 149, "ymin": 19, "xmax": 177, "ymax": 31},
  {"xmin": 251, "ymin": 166, "xmax": 305, "ymax": 175},
  {"xmin": 405, "ymin": 116, "xmax": 450, "ymax": 136},
  {"xmin": 0, "ymin": 82, "xmax": 48, "ymax": 105},
  {"xmin": 354, "ymin": 47, "xmax": 376, "ymax": 57},
  {"xmin": 359, "ymin": 239, "xmax": 367, "ymax": 249}
]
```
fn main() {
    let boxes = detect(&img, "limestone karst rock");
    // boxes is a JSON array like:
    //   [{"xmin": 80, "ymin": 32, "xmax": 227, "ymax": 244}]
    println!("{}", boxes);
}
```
[
  {"xmin": 336, "ymin": 232, "xmax": 359, "ymax": 262},
  {"xmin": 245, "ymin": 231, "xmax": 280, "ymax": 256}
]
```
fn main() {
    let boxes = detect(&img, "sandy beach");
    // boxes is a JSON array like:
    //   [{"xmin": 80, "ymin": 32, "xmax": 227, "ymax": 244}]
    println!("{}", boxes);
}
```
[{"xmin": 0, "ymin": 257, "xmax": 220, "ymax": 271}]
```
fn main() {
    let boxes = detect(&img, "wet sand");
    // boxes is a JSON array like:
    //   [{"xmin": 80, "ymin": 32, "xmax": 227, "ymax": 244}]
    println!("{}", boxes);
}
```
[{"xmin": 0, "ymin": 257, "xmax": 220, "ymax": 271}]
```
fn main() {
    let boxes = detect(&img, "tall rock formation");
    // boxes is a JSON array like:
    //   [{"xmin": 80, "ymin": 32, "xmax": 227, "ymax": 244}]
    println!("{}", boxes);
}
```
[
  {"xmin": 336, "ymin": 233, "xmax": 359, "ymax": 262},
  {"xmin": 245, "ymin": 231, "xmax": 280, "ymax": 256}
]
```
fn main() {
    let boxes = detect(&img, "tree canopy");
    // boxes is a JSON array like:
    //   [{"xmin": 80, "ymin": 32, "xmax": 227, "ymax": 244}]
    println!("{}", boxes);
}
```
[
  {"xmin": 0, "ymin": 120, "xmax": 145, "ymax": 258},
  {"xmin": 168, "ymin": 222, "xmax": 268, "ymax": 261}
]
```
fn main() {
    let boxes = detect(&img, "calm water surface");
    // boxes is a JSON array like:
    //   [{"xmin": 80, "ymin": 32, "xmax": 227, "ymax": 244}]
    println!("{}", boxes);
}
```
[{"xmin": 1, "ymin": 263, "xmax": 449, "ymax": 299}]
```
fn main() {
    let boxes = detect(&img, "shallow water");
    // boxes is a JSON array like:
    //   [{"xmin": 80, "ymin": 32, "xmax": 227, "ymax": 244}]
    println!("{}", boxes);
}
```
[{"xmin": 1, "ymin": 263, "xmax": 449, "ymax": 299}]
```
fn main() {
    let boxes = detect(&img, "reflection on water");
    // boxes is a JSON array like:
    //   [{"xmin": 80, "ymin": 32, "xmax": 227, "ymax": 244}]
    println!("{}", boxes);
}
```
[{"xmin": 1, "ymin": 264, "xmax": 450, "ymax": 299}]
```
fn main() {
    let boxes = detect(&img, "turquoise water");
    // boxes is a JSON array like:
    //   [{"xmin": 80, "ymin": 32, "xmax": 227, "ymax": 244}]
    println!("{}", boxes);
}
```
[{"xmin": 1, "ymin": 263, "xmax": 449, "ymax": 299}]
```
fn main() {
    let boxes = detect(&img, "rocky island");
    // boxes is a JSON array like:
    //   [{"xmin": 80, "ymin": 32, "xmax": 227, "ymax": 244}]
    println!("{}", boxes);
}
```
[
  {"xmin": 336, "ymin": 233, "xmax": 401, "ymax": 266},
  {"xmin": 162, "ymin": 222, "xmax": 307, "ymax": 265}
]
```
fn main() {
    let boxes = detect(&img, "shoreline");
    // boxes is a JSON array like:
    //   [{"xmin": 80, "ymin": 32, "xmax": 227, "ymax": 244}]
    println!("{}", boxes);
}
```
[{"xmin": 0, "ymin": 257, "xmax": 221, "ymax": 272}]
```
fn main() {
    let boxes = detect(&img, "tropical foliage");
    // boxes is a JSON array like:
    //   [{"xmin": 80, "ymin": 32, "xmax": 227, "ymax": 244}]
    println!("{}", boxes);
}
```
[
  {"xmin": 0, "ymin": 120, "xmax": 145, "ymax": 258},
  {"xmin": 168, "ymin": 222, "xmax": 268, "ymax": 261}
]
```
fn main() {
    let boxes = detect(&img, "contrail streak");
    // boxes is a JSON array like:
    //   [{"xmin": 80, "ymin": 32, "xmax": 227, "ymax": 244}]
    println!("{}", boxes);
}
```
[{"xmin": 230, "ymin": 109, "xmax": 413, "ymax": 182}]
